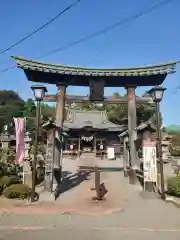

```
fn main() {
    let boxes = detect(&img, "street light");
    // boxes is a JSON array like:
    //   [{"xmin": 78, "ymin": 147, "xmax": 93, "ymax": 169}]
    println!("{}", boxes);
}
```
[
  {"xmin": 148, "ymin": 85, "xmax": 166, "ymax": 200},
  {"xmin": 31, "ymin": 85, "xmax": 47, "ymax": 202}
]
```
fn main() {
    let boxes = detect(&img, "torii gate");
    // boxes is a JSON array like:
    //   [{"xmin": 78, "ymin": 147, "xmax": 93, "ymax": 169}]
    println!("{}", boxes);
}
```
[{"xmin": 12, "ymin": 56, "xmax": 178, "ymax": 185}]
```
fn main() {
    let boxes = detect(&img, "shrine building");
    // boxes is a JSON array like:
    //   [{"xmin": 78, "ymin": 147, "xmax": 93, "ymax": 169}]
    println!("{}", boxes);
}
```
[{"xmin": 62, "ymin": 108, "xmax": 126, "ymax": 158}]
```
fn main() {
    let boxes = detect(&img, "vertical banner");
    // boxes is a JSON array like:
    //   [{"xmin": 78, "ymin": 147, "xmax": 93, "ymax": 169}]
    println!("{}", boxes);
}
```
[
  {"xmin": 143, "ymin": 140, "xmax": 157, "ymax": 183},
  {"xmin": 107, "ymin": 147, "xmax": 115, "ymax": 159},
  {"xmin": 14, "ymin": 118, "xmax": 25, "ymax": 165}
]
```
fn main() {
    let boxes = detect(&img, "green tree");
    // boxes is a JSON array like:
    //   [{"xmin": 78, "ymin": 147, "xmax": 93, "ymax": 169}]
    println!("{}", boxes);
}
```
[
  {"xmin": 22, "ymin": 98, "xmax": 36, "ymax": 132},
  {"xmin": 0, "ymin": 91, "xmax": 24, "ymax": 133},
  {"xmin": 71, "ymin": 92, "xmax": 155, "ymax": 125},
  {"xmin": 41, "ymin": 103, "xmax": 55, "ymax": 121}
]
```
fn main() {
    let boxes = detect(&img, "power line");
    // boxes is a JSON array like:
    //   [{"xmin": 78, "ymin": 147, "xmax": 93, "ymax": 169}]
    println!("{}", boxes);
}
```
[
  {"xmin": 39, "ymin": 0, "xmax": 174, "ymax": 59},
  {"xmin": 0, "ymin": 0, "xmax": 175, "ymax": 74},
  {"xmin": 63, "ymin": 0, "xmax": 176, "ymax": 87},
  {"xmin": 0, "ymin": 0, "xmax": 81, "ymax": 56}
]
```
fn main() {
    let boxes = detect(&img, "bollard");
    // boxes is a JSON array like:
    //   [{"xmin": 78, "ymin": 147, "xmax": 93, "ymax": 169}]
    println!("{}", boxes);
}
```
[{"xmin": 95, "ymin": 166, "xmax": 100, "ymax": 199}]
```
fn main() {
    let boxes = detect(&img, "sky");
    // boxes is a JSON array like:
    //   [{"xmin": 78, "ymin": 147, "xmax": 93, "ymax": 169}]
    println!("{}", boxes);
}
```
[{"xmin": 0, "ymin": 0, "xmax": 180, "ymax": 126}]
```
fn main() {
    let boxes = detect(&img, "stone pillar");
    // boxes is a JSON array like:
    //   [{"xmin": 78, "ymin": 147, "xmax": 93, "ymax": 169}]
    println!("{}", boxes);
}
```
[
  {"xmin": 1, "ymin": 134, "xmax": 10, "ymax": 149},
  {"xmin": 123, "ymin": 136, "xmax": 129, "ymax": 177},
  {"xmin": 44, "ymin": 128, "xmax": 55, "ymax": 192},
  {"xmin": 142, "ymin": 131, "xmax": 154, "ymax": 192},
  {"xmin": 53, "ymin": 84, "xmax": 66, "ymax": 186},
  {"xmin": 126, "ymin": 87, "xmax": 138, "ymax": 184},
  {"xmin": 78, "ymin": 136, "xmax": 81, "ymax": 159},
  {"xmin": 94, "ymin": 135, "xmax": 96, "ymax": 156},
  {"xmin": 23, "ymin": 133, "xmax": 32, "ymax": 186},
  {"xmin": 24, "ymin": 133, "xmax": 31, "ymax": 160}
]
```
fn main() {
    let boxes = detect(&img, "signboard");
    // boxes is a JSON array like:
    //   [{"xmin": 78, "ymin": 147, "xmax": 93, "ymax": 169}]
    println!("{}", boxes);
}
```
[
  {"xmin": 89, "ymin": 79, "xmax": 104, "ymax": 102},
  {"xmin": 107, "ymin": 147, "xmax": 115, "ymax": 159},
  {"xmin": 143, "ymin": 140, "xmax": 157, "ymax": 183}
]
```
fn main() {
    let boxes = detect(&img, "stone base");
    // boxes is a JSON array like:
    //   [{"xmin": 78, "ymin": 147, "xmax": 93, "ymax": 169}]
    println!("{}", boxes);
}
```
[
  {"xmin": 144, "ymin": 182, "xmax": 154, "ymax": 192},
  {"xmin": 139, "ymin": 191, "xmax": 159, "ymax": 199},
  {"xmin": 128, "ymin": 168, "xmax": 137, "ymax": 184},
  {"xmin": 23, "ymin": 173, "xmax": 32, "ymax": 187}
]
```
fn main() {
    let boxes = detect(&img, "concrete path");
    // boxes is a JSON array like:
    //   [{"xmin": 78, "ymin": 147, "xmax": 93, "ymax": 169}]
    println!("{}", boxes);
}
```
[
  {"xmin": 0, "ymin": 158, "xmax": 180, "ymax": 239},
  {"xmin": 0, "ymin": 185, "xmax": 180, "ymax": 239}
]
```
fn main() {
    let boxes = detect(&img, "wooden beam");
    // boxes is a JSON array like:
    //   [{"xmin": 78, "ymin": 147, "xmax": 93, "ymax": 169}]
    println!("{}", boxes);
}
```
[{"xmin": 44, "ymin": 94, "xmax": 153, "ymax": 104}]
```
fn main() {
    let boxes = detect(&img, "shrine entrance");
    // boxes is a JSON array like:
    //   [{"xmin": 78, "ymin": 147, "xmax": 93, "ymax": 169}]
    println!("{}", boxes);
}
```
[
  {"xmin": 81, "ymin": 134, "xmax": 94, "ymax": 153},
  {"xmin": 13, "ymin": 56, "xmax": 179, "ymax": 192}
]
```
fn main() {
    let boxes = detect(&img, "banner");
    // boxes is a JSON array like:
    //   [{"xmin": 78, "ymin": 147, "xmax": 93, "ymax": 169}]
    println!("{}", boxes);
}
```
[
  {"xmin": 143, "ymin": 140, "xmax": 157, "ymax": 183},
  {"xmin": 14, "ymin": 118, "xmax": 25, "ymax": 164},
  {"xmin": 107, "ymin": 147, "xmax": 115, "ymax": 159}
]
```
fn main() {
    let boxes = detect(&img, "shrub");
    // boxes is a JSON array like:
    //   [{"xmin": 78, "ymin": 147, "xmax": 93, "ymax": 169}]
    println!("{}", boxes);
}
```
[
  {"xmin": 167, "ymin": 175, "xmax": 180, "ymax": 197},
  {"xmin": 3, "ymin": 184, "xmax": 31, "ymax": 199},
  {"xmin": 0, "ymin": 176, "xmax": 21, "ymax": 194}
]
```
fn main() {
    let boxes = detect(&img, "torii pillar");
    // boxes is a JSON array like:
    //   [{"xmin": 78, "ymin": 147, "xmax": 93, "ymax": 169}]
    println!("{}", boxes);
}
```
[
  {"xmin": 126, "ymin": 86, "xmax": 138, "ymax": 184},
  {"xmin": 53, "ymin": 84, "xmax": 66, "ymax": 188}
]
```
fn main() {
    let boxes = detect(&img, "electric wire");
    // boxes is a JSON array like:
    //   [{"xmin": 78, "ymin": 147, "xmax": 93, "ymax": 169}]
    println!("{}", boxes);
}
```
[
  {"xmin": 0, "ymin": 0, "xmax": 81, "ymax": 56},
  {"xmin": 0, "ymin": 0, "xmax": 176, "ymax": 77}
]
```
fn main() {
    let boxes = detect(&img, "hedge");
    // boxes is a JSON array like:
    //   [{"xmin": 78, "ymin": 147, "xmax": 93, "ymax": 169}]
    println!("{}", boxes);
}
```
[
  {"xmin": 0, "ymin": 176, "xmax": 21, "ymax": 194},
  {"xmin": 167, "ymin": 175, "xmax": 180, "ymax": 197},
  {"xmin": 3, "ymin": 184, "xmax": 31, "ymax": 199}
]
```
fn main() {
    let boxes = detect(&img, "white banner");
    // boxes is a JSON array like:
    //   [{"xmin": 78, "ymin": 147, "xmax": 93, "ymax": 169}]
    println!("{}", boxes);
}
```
[
  {"xmin": 143, "ymin": 140, "xmax": 157, "ymax": 183},
  {"xmin": 107, "ymin": 147, "xmax": 115, "ymax": 159}
]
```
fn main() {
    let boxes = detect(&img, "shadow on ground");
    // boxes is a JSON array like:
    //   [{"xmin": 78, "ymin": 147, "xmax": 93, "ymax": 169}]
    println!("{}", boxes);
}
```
[
  {"xmin": 78, "ymin": 166, "xmax": 124, "ymax": 172},
  {"xmin": 54, "ymin": 171, "xmax": 91, "ymax": 200}
]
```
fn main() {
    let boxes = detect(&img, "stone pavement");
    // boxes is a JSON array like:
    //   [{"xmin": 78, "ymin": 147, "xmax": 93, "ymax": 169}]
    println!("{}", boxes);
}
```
[
  {"xmin": 0, "ymin": 178, "xmax": 180, "ymax": 239},
  {"xmin": 0, "ymin": 170, "xmax": 132, "ymax": 215},
  {"xmin": 0, "ymin": 157, "xmax": 126, "ymax": 214},
  {"xmin": 0, "ymin": 180, "xmax": 180, "ymax": 239},
  {"xmin": 0, "ymin": 158, "xmax": 180, "ymax": 239}
]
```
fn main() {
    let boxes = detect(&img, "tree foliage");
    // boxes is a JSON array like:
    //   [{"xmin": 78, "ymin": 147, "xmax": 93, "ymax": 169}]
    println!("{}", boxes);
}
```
[
  {"xmin": 70, "ymin": 92, "xmax": 155, "ymax": 125},
  {"xmin": 0, "ymin": 91, "xmax": 56, "ymax": 134},
  {"xmin": 0, "ymin": 91, "xmax": 24, "ymax": 133},
  {"xmin": 0, "ymin": 90, "xmax": 156, "ymax": 134},
  {"xmin": 167, "ymin": 132, "xmax": 180, "ymax": 156}
]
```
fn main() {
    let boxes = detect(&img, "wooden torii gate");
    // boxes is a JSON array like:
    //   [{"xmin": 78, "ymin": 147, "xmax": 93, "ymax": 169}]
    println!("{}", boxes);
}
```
[{"xmin": 12, "ymin": 56, "xmax": 178, "ymax": 187}]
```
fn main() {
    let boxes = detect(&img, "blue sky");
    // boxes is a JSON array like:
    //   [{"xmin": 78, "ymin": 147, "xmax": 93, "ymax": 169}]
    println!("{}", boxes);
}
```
[{"xmin": 0, "ymin": 0, "xmax": 180, "ymax": 126}]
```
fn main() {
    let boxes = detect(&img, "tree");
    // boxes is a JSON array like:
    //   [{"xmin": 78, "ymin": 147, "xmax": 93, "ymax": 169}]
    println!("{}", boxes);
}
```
[
  {"xmin": 0, "ymin": 91, "xmax": 24, "ymax": 133},
  {"xmin": 41, "ymin": 103, "xmax": 55, "ymax": 121},
  {"xmin": 22, "ymin": 98, "xmax": 36, "ymax": 133},
  {"xmin": 70, "ymin": 92, "xmax": 155, "ymax": 125},
  {"xmin": 167, "ymin": 131, "xmax": 180, "ymax": 156}
]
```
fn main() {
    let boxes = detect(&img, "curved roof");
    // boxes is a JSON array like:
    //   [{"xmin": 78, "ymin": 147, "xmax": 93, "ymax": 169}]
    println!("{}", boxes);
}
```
[
  {"xmin": 12, "ymin": 56, "xmax": 179, "ymax": 87},
  {"xmin": 63, "ymin": 109, "xmax": 126, "ymax": 132}
]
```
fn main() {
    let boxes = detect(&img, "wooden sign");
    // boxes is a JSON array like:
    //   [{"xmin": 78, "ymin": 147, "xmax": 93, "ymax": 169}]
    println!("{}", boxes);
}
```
[
  {"xmin": 89, "ymin": 79, "xmax": 104, "ymax": 102},
  {"xmin": 143, "ymin": 140, "xmax": 157, "ymax": 183}
]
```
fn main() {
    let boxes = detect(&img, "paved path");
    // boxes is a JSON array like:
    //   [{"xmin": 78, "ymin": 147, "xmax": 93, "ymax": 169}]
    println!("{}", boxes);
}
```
[
  {"xmin": 1, "ymin": 172, "xmax": 180, "ymax": 239},
  {"xmin": 0, "ymin": 190, "xmax": 180, "ymax": 240},
  {"xmin": 0, "ymin": 158, "xmax": 180, "ymax": 239}
]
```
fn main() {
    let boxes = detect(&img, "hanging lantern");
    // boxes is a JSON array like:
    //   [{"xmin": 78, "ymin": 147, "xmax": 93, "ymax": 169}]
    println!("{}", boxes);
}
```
[
  {"xmin": 70, "ymin": 144, "xmax": 74, "ymax": 150},
  {"xmin": 100, "ymin": 144, "xmax": 104, "ymax": 150}
]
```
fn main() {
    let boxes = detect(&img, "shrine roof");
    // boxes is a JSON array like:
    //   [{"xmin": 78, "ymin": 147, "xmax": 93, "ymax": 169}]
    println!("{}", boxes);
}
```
[
  {"xmin": 12, "ymin": 56, "xmax": 179, "ymax": 87},
  {"xmin": 135, "ymin": 118, "xmax": 156, "ymax": 132},
  {"xmin": 63, "ymin": 109, "xmax": 126, "ymax": 132}
]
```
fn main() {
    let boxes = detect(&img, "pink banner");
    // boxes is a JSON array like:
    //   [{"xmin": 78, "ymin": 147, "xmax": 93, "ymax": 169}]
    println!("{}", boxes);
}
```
[{"xmin": 14, "ymin": 118, "xmax": 25, "ymax": 164}]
